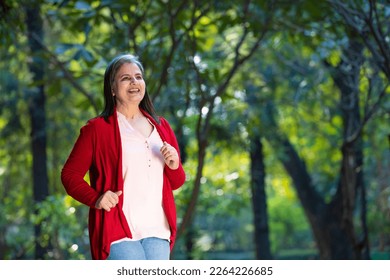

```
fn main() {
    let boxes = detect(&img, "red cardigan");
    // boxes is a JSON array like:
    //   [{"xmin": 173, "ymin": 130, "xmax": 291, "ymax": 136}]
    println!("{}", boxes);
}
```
[{"xmin": 61, "ymin": 109, "xmax": 186, "ymax": 260}]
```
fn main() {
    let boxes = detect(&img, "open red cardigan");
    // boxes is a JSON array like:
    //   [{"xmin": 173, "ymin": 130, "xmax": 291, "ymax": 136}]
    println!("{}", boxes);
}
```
[{"xmin": 61, "ymin": 109, "xmax": 186, "ymax": 260}]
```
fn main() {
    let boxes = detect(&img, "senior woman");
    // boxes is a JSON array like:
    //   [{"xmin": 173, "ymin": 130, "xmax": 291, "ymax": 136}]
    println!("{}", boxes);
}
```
[{"xmin": 61, "ymin": 54, "xmax": 186, "ymax": 260}]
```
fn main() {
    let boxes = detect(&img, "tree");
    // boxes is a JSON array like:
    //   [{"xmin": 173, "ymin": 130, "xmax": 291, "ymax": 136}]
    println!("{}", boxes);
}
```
[
  {"xmin": 246, "ymin": 0, "xmax": 389, "ymax": 259},
  {"xmin": 0, "ymin": 0, "xmax": 388, "ymax": 260},
  {"xmin": 328, "ymin": 0, "xmax": 390, "ymax": 81},
  {"xmin": 175, "ymin": 0, "xmax": 275, "ymax": 259},
  {"xmin": 24, "ymin": 1, "xmax": 50, "ymax": 259},
  {"xmin": 249, "ymin": 131, "xmax": 272, "ymax": 259},
  {"xmin": 261, "ymin": 32, "xmax": 386, "ymax": 260},
  {"xmin": 325, "ymin": 37, "xmax": 368, "ymax": 259}
]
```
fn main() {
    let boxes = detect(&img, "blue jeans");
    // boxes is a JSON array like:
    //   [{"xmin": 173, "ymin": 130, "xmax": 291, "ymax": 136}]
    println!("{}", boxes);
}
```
[{"xmin": 107, "ymin": 237, "xmax": 170, "ymax": 260}]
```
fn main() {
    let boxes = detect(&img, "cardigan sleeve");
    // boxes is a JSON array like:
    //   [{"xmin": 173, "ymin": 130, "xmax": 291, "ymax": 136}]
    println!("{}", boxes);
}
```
[
  {"xmin": 160, "ymin": 118, "xmax": 186, "ymax": 190},
  {"xmin": 61, "ymin": 121, "xmax": 101, "ymax": 207}
]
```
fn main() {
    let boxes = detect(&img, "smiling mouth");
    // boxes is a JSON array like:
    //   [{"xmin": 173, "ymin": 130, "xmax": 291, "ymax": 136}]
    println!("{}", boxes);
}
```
[{"xmin": 128, "ymin": 88, "xmax": 140, "ymax": 93}]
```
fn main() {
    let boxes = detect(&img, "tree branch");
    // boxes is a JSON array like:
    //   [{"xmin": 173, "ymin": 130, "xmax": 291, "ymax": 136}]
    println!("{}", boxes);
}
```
[{"xmin": 31, "ymin": 33, "xmax": 99, "ymax": 114}]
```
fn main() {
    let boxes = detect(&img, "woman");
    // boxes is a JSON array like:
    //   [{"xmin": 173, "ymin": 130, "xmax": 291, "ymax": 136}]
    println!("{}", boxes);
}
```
[{"xmin": 61, "ymin": 54, "xmax": 186, "ymax": 260}]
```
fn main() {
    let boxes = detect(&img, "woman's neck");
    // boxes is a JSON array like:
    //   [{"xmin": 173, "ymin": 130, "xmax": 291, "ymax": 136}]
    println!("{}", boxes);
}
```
[{"xmin": 116, "ymin": 104, "xmax": 142, "ymax": 120}]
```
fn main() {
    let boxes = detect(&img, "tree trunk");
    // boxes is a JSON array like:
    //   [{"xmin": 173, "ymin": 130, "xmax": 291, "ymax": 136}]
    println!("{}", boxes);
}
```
[
  {"xmin": 177, "ymin": 135, "xmax": 207, "ymax": 242},
  {"xmin": 250, "ymin": 135, "xmax": 272, "ymax": 259},
  {"xmin": 328, "ymin": 37, "xmax": 369, "ymax": 259},
  {"xmin": 184, "ymin": 224, "xmax": 196, "ymax": 260},
  {"xmin": 264, "ymin": 37, "xmax": 369, "ymax": 259},
  {"xmin": 25, "ymin": 3, "xmax": 49, "ymax": 259},
  {"xmin": 272, "ymin": 127, "xmax": 362, "ymax": 259}
]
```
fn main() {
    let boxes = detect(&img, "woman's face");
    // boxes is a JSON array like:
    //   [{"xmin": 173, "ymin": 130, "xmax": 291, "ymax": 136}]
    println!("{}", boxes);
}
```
[{"xmin": 113, "ymin": 62, "xmax": 146, "ymax": 107}]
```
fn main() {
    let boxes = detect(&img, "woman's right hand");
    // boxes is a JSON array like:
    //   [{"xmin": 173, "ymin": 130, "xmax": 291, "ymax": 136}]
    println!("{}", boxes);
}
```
[{"xmin": 95, "ymin": 190, "xmax": 122, "ymax": 212}]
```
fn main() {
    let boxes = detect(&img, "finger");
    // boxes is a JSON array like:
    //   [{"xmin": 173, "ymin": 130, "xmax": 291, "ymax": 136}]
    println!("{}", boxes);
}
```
[
  {"xmin": 167, "ymin": 151, "xmax": 178, "ymax": 160},
  {"xmin": 164, "ymin": 154, "xmax": 175, "ymax": 162},
  {"xmin": 162, "ymin": 150, "xmax": 170, "ymax": 158},
  {"xmin": 161, "ymin": 141, "xmax": 171, "ymax": 150},
  {"xmin": 163, "ymin": 146, "xmax": 176, "ymax": 157},
  {"xmin": 104, "ymin": 190, "xmax": 119, "ymax": 201},
  {"xmin": 161, "ymin": 148, "xmax": 170, "ymax": 158},
  {"xmin": 110, "ymin": 192, "xmax": 119, "ymax": 204},
  {"xmin": 105, "ymin": 199, "xmax": 117, "ymax": 211},
  {"xmin": 103, "ymin": 204, "xmax": 111, "ymax": 212},
  {"xmin": 96, "ymin": 191, "xmax": 118, "ymax": 211},
  {"xmin": 108, "ymin": 197, "xmax": 117, "ymax": 205},
  {"xmin": 164, "ymin": 143, "xmax": 174, "ymax": 151}
]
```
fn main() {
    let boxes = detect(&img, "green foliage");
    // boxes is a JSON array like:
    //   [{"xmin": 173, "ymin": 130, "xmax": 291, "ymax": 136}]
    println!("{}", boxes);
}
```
[
  {"xmin": 0, "ymin": 0, "xmax": 388, "ymax": 260},
  {"xmin": 31, "ymin": 195, "xmax": 89, "ymax": 259},
  {"xmin": 268, "ymin": 184, "xmax": 314, "ymax": 254},
  {"xmin": 175, "ymin": 143, "xmax": 253, "ymax": 258}
]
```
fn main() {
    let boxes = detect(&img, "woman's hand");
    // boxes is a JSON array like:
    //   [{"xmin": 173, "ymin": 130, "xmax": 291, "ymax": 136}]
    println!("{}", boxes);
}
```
[
  {"xmin": 160, "ymin": 141, "xmax": 179, "ymax": 170},
  {"xmin": 95, "ymin": 190, "xmax": 122, "ymax": 212}
]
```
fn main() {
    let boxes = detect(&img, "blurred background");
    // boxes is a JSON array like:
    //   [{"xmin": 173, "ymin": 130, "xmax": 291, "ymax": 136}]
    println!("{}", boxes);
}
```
[{"xmin": 0, "ymin": 0, "xmax": 389, "ymax": 260}]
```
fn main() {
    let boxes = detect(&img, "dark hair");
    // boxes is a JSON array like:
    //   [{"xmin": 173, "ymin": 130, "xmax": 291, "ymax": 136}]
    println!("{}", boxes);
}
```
[{"xmin": 100, "ymin": 53, "xmax": 160, "ymax": 124}]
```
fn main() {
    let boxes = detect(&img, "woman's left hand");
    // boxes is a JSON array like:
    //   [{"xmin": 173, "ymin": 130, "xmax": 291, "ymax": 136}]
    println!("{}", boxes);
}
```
[{"xmin": 160, "ymin": 141, "xmax": 180, "ymax": 170}]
